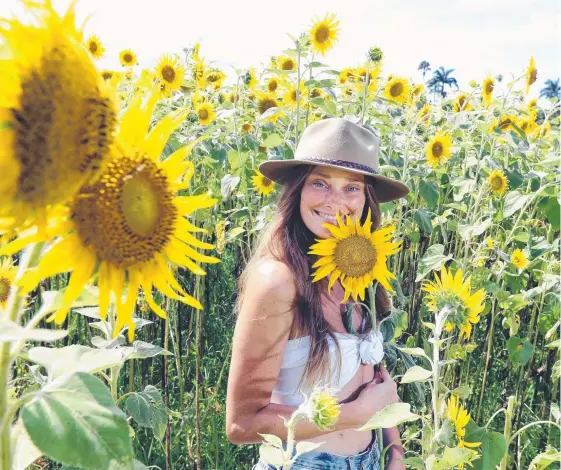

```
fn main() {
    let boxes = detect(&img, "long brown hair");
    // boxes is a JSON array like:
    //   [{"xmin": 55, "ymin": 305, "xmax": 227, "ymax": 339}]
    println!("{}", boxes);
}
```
[{"xmin": 236, "ymin": 165, "xmax": 391, "ymax": 393}]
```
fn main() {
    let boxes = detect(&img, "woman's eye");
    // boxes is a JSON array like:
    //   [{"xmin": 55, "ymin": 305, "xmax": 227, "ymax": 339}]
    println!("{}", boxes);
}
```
[
  {"xmin": 347, "ymin": 186, "xmax": 360, "ymax": 192},
  {"xmin": 312, "ymin": 181, "xmax": 326, "ymax": 188}
]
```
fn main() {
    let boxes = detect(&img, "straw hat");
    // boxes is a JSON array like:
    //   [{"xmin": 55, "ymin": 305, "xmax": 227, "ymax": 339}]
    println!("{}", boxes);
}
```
[{"xmin": 259, "ymin": 118, "xmax": 410, "ymax": 203}]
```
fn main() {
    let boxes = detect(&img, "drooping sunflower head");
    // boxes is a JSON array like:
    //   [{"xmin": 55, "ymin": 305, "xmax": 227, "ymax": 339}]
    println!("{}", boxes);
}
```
[
  {"xmin": 85, "ymin": 34, "xmax": 105, "ymax": 59},
  {"xmin": 277, "ymin": 56, "xmax": 296, "ymax": 71},
  {"xmin": 304, "ymin": 388, "xmax": 341, "ymax": 431},
  {"xmin": 422, "ymin": 265, "xmax": 486, "ymax": 339},
  {"xmin": 0, "ymin": 258, "xmax": 16, "ymax": 307},
  {"xmin": 308, "ymin": 209, "xmax": 401, "ymax": 303},
  {"xmin": 384, "ymin": 77, "xmax": 411, "ymax": 104},
  {"xmin": 309, "ymin": 13, "xmax": 340, "ymax": 56},
  {"xmin": 155, "ymin": 54, "xmax": 185, "ymax": 94},
  {"xmin": 119, "ymin": 49, "xmax": 137, "ymax": 67},
  {"xmin": 426, "ymin": 132, "xmax": 453, "ymax": 168},
  {"xmin": 0, "ymin": 0, "xmax": 118, "ymax": 232},
  {"xmin": 525, "ymin": 56, "xmax": 537, "ymax": 94},
  {"xmin": 487, "ymin": 169, "xmax": 508, "ymax": 196},
  {"xmin": 196, "ymin": 103, "xmax": 216, "ymax": 126},
  {"xmin": 453, "ymin": 93, "xmax": 473, "ymax": 112},
  {"xmin": 251, "ymin": 169, "xmax": 275, "ymax": 197},
  {"xmin": 481, "ymin": 76, "xmax": 495, "ymax": 105},
  {"xmin": 511, "ymin": 249, "xmax": 529, "ymax": 270},
  {"xmin": 3, "ymin": 85, "xmax": 219, "ymax": 342}
]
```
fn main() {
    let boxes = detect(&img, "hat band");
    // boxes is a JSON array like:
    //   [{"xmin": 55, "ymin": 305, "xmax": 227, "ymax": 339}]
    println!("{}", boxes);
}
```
[{"xmin": 301, "ymin": 157, "xmax": 377, "ymax": 174}]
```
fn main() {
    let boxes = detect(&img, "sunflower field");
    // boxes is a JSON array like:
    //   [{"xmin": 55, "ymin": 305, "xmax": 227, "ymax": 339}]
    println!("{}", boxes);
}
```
[{"xmin": 0, "ymin": 2, "xmax": 560, "ymax": 470}]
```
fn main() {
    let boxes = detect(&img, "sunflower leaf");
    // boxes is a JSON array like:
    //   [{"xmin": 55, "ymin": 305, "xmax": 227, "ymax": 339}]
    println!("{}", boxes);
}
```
[
  {"xmin": 416, "ymin": 244, "xmax": 452, "ymax": 282},
  {"xmin": 357, "ymin": 402, "xmax": 420, "ymax": 431}
]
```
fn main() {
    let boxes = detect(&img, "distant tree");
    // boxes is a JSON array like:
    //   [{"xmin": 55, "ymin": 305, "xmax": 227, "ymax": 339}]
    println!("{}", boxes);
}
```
[
  {"xmin": 418, "ymin": 61, "xmax": 431, "ymax": 79},
  {"xmin": 540, "ymin": 79, "xmax": 561, "ymax": 100},
  {"xmin": 427, "ymin": 67, "xmax": 459, "ymax": 98}
]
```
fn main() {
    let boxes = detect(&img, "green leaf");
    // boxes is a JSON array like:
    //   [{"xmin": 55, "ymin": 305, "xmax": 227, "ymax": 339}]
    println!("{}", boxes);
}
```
[
  {"xmin": 39, "ymin": 286, "xmax": 99, "ymax": 316},
  {"xmin": 427, "ymin": 446, "xmax": 478, "ymax": 469},
  {"xmin": 464, "ymin": 420, "xmax": 507, "ymax": 470},
  {"xmin": 451, "ymin": 385, "xmax": 473, "ymax": 399},
  {"xmin": 400, "ymin": 366, "xmax": 432, "ymax": 383},
  {"xmin": 0, "ymin": 320, "xmax": 67, "ymax": 343},
  {"xmin": 529, "ymin": 447, "xmax": 561, "ymax": 470},
  {"xmin": 398, "ymin": 456, "xmax": 425, "ymax": 469},
  {"xmin": 11, "ymin": 418, "xmax": 42, "ymax": 470},
  {"xmin": 28, "ymin": 345, "xmax": 124, "ymax": 381},
  {"xmin": 413, "ymin": 209, "xmax": 433, "ymax": 234},
  {"xmin": 419, "ymin": 180, "xmax": 439, "ymax": 209},
  {"xmin": 506, "ymin": 336, "xmax": 533, "ymax": 367},
  {"xmin": 396, "ymin": 347, "xmax": 429, "ymax": 359},
  {"xmin": 416, "ymin": 244, "xmax": 453, "ymax": 282},
  {"xmin": 124, "ymin": 386, "xmax": 168, "ymax": 429},
  {"xmin": 122, "ymin": 341, "xmax": 173, "ymax": 360},
  {"xmin": 295, "ymin": 440, "xmax": 323, "ymax": 456},
  {"xmin": 21, "ymin": 372, "xmax": 133, "ymax": 470},
  {"xmin": 357, "ymin": 402, "xmax": 420, "ymax": 431},
  {"xmin": 262, "ymin": 133, "xmax": 283, "ymax": 147},
  {"xmin": 543, "ymin": 197, "xmax": 561, "ymax": 230},
  {"xmin": 503, "ymin": 191, "xmax": 531, "ymax": 218}
]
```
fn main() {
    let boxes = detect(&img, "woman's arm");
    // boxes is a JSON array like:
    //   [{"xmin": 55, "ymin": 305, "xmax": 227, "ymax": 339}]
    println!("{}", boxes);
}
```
[{"xmin": 382, "ymin": 426, "xmax": 405, "ymax": 469}]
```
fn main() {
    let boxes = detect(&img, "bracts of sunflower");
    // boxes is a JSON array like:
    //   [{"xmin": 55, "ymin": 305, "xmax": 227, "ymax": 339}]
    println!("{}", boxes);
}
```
[
  {"xmin": 308, "ymin": 209, "xmax": 402, "ymax": 304},
  {"xmin": 0, "ymin": 85, "xmax": 219, "ymax": 342},
  {"xmin": 0, "ymin": 0, "xmax": 118, "ymax": 234}
]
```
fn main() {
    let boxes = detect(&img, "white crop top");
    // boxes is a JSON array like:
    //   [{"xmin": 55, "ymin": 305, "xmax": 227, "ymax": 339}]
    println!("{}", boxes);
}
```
[{"xmin": 270, "ymin": 328, "xmax": 385, "ymax": 407}]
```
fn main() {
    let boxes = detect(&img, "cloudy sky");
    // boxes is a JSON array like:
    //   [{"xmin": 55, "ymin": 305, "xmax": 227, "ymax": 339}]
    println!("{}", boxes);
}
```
[{"xmin": 2, "ymin": 0, "xmax": 560, "ymax": 98}]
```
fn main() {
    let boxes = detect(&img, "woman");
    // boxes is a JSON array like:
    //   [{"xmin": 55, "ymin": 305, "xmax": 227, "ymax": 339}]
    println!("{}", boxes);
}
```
[{"xmin": 226, "ymin": 118, "xmax": 410, "ymax": 469}]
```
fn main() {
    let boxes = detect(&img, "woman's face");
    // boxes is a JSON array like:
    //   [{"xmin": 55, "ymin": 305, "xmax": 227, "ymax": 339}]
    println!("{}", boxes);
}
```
[{"xmin": 300, "ymin": 166, "xmax": 366, "ymax": 238}]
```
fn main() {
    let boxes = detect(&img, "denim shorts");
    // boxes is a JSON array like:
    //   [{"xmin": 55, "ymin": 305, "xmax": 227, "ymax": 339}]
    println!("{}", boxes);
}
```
[{"xmin": 252, "ymin": 432, "xmax": 380, "ymax": 470}]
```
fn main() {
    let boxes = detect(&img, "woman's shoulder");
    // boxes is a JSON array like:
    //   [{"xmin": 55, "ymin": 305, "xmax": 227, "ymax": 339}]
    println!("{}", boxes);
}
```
[{"xmin": 246, "ymin": 258, "xmax": 297, "ymax": 302}]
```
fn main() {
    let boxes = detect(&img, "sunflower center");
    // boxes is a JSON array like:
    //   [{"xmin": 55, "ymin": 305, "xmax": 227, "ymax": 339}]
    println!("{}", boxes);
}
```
[
  {"xmin": 261, "ymin": 177, "xmax": 273, "ymax": 187},
  {"xmin": 311, "ymin": 88, "xmax": 321, "ymax": 98},
  {"xmin": 315, "ymin": 25, "xmax": 330, "ymax": 43},
  {"xmin": 89, "ymin": 41, "xmax": 98, "ymax": 54},
  {"xmin": 13, "ymin": 46, "xmax": 116, "ymax": 207},
  {"xmin": 258, "ymin": 98, "xmax": 277, "ymax": 114},
  {"xmin": 334, "ymin": 235, "xmax": 377, "ymax": 278},
  {"xmin": 268, "ymin": 80, "xmax": 278, "ymax": 92},
  {"xmin": 282, "ymin": 59, "xmax": 295, "ymax": 70},
  {"xmin": 123, "ymin": 53, "xmax": 133, "ymax": 64},
  {"xmin": 529, "ymin": 69, "xmax": 537, "ymax": 84},
  {"xmin": 0, "ymin": 278, "xmax": 10, "ymax": 304},
  {"xmin": 102, "ymin": 71, "xmax": 113, "ymax": 80},
  {"xmin": 499, "ymin": 119, "xmax": 512, "ymax": 130},
  {"xmin": 390, "ymin": 82, "xmax": 403, "ymax": 97},
  {"xmin": 73, "ymin": 154, "xmax": 177, "ymax": 268},
  {"xmin": 491, "ymin": 176, "xmax": 503, "ymax": 190},
  {"xmin": 432, "ymin": 142, "xmax": 444, "ymax": 158},
  {"xmin": 161, "ymin": 65, "xmax": 176, "ymax": 83},
  {"xmin": 198, "ymin": 108, "xmax": 209, "ymax": 120},
  {"xmin": 485, "ymin": 81, "xmax": 494, "ymax": 94}
]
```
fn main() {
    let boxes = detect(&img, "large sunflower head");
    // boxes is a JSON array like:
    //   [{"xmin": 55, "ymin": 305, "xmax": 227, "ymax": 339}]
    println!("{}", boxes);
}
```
[
  {"xmin": 384, "ymin": 77, "xmax": 411, "ymax": 104},
  {"xmin": 525, "ymin": 57, "xmax": 537, "ymax": 94},
  {"xmin": 0, "ymin": 258, "xmax": 17, "ymax": 308},
  {"xmin": 481, "ymin": 76, "xmax": 494, "ymax": 106},
  {"xmin": 426, "ymin": 132, "xmax": 453, "ymax": 168},
  {"xmin": 196, "ymin": 103, "xmax": 216, "ymax": 126},
  {"xmin": 487, "ymin": 169, "xmax": 508, "ymax": 196},
  {"xmin": 453, "ymin": 93, "xmax": 473, "ymax": 112},
  {"xmin": 309, "ymin": 13, "xmax": 340, "ymax": 56},
  {"xmin": 85, "ymin": 34, "xmax": 105, "ymax": 60},
  {"xmin": 0, "ymin": 0, "xmax": 118, "ymax": 233},
  {"xmin": 154, "ymin": 54, "xmax": 185, "ymax": 94},
  {"xmin": 308, "ymin": 209, "xmax": 402, "ymax": 303},
  {"xmin": 1, "ymin": 85, "xmax": 219, "ymax": 342},
  {"xmin": 422, "ymin": 265, "xmax": 486, "ymax": 339},
  {"xmin": 119, "ymin": 49, "xmax": 138, "ymax": 67},
  {"xmin": 277, "ymin": 55, "xmax": 296, "ymax": 71},
  {"xmin": 251, "ymin": 169, "xmax": 275, "ymax": 197}
]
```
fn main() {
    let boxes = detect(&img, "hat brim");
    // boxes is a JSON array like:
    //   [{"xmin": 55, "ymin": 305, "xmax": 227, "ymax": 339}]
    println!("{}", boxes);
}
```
[{"xmin": 258, "ymin": 159, "xmax": 410, "ymax": 203}]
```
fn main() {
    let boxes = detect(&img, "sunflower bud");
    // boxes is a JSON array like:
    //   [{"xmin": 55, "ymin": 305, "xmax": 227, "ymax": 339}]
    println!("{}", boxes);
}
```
[
  {"xmin": 301, "ymin": 389, "xmax": 341, "ymax": 431},
  {"xmin": 367, "ymin": 46, "xmax": 383, "ymax": 63}
]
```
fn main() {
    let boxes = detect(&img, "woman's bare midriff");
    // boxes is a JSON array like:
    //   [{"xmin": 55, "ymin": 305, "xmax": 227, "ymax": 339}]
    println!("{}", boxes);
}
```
[{"xmin": 287, "ymin": 280, "xmax": 376, "ymax": 456}]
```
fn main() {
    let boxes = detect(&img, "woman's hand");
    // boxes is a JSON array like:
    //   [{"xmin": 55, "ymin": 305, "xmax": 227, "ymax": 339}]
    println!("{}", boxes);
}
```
[{"xmin": 350, "ymin": 363, "xmax": 399, "ymax": 428}]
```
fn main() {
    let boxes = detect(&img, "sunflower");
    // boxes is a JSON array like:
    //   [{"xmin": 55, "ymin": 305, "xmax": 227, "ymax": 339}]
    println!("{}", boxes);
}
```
[
  {"xmin": 196, "ymin": 103, "xmax": 216, "ymax": 126},
  {"xmin": 119, "ymin": 49, "xmax": 137, "ymax": 67},
  {"xmin": 487, "ymin": 169, "xmax": 508, "ymax": 196},
  {"xmin": 447, "ymin": 395, "xmax": 482, "ymax": 468},
  {"xmin": 525, "ymin": 57, "xmax": 537, "ymax": 94},
  {"xmin": 490, "ymin": 114, "xmax": 517, "ymax": 133},
  {"xmin": 0, "ymin": 0, "xmax": 117, "ymax": 233},
  {"xmin": 256, "ymin": 92, "xmax": 282, "ymax": 121},
  {"xmin": 309, "ymin": 13, "xmax": 340, "ymax": 56},
  {"xmin": 481, "ymin": 76, "xmax": 494, "ymax": 106},
  {"xmin": 418, "ymin": 103, "xmax": 432, "ymax": 123},
  {"xmin": 154, "ymin": 54, "xmax": 185, "ymax": 94},
  {"xmin": 309, "ymin": 87, "xmax": 324, "ymax": 99},
  {"xmin": 193, "ymin": 58, "xmax": 206, "ymax": 88},
  {"xmin": 266, "ymin": 77, "xmax": 280, "ymax": 94},
  {"xmin": 527, "ymin": 98, "xmax": 538, "ymax": 111},
  {"xmin": 410, "ymin": 84, "xmax": 425, "ymax": 101},
  {"xmin": 426, "ymin": 132, "xmax": 453, "ymax": 168},
  {"xmin": 241, "ymin": 122, "xmax": 253, "ymax": 134},
  {"xmin": 453, "ymin": 93, "xmax": 473, "ymax": 112},
  {"xmin": 205, "ymin": 69, "xmax": 226, "ymax": 90},
  {"xmin": 308, "ymin": 210, "xmax": 401, "ymax": 303},
  {"xmin": 337, "ymin": 68, "xmax": 354, "ymax": 85},
  {"xmin": 243, "ymin": 68, "xmax": 258, "ymax": 89},
  {"xmin": 282, "ymin": 83, "xmax": 303, "ymax": 107},
  {"xmin": 0, "ymin": 258, "xmax": 16, "ymax": 308},
  {"xmin": 517, "ymin": 117, "xmax": 538, "ymax": 136},
  {"xmin": 85, "ymin": 34, "xmax": 105, "ymax": 59},
  {"xmin": 1, "ymin": 86, "xmax": 219, "ymax": 342},
  {"xmin": 277, "ymin": 56, "xmax": 296, "ymax": 71},
  {"xmin": 422, "ymin": 265, "xmax": 485, "ymax": 339},
  {"xmin": 251, "ymin": 170, "xmax": 275, "ymax": 197},
  {"xmin": 384, "ymin": 77, "xmax": 411, "ymax": 104},
  {"xmin": 511, "ymin": 249, "xmax": 529, "ymax": 270}
]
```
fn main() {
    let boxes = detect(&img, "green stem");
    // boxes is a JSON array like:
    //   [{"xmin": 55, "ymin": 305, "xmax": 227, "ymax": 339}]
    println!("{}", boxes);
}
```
[
  {"xmin": 0, "ymin": 242, "xmax": 44, "ymax": 470},
  {"xmin": 476, "ymin": 300, "xmax": 496, "ymax": 423},
  {"xmin": 500, "ymin": 396, "xmax": 515, "ymax": 470}
]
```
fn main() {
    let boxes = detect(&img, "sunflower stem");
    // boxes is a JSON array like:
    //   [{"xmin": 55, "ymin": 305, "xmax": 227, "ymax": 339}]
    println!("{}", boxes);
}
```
[
  {"xmin": 0, "ymin": 242, "xmax": 44, "ymax": 470},
  {"xmin": 500, "ymin": 396, "xmax": 515, "ymax": 470}
]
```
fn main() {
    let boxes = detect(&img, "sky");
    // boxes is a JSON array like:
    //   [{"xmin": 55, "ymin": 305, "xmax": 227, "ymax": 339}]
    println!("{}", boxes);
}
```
[{"xmin": 1, "ymin": 0, "xmax": 560, "ymax": 99}]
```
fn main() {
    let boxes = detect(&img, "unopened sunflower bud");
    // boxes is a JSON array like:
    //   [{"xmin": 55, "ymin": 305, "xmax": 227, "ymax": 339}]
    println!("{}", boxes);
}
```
[
  {"xmin": 301, "ymin": 389, "xmax": 341, "ymax": 431},
  {"xmin": 367, "ymin": 47, "xmax": 383, "ymax": 63}
]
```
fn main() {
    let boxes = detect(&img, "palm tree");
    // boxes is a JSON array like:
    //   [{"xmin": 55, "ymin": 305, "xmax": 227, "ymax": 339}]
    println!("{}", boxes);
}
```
[
  {"xmin": 427, "ymin": 67, "xmax": 458, "ymax": 98},
  {"xmin": 418, "ymin": 61, "xmax": 431, "ymax": 79},
  {"xmin": 540, "ymin": 79, "xmax": 560, "ymax": 100}
]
